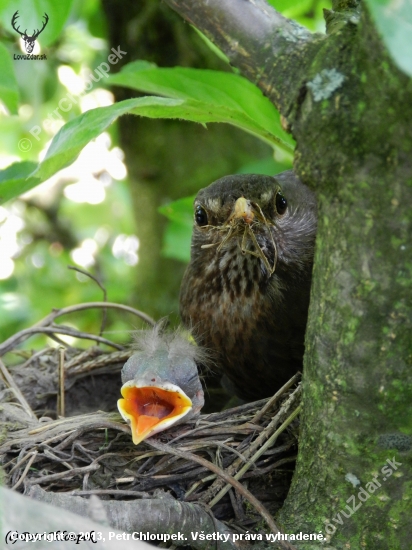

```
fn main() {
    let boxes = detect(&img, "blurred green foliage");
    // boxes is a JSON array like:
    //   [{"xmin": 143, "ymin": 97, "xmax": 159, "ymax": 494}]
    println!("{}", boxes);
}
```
[
  {"xmin": 108, "ymin": 61, "xmax": 295, "ymax": 151},
  {"xmin": 0, "ymin": 0, "xmax": 332, "ymax": 350},
  {"xmin": 1, "ymin": 63, "xmax": 294, "ymax": 202},
  {"xmin": 364, "ymin": 0, "xmax": 412, "ymax": 77},
  {"xmin": 0, "ymin": 42, "xmax": 18, "ymax": 113},
  {"xmin": 267, "ymin": 0, "xmax": 326, "ymax": 31}
]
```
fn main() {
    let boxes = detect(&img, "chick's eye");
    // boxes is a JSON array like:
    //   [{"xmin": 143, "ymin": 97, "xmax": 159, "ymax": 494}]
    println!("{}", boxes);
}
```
[
  {"xmin": 195, "ymin": 205, "xmax": 208, "ymax": 226},
  {"xmin": 275, "ymin": 192, "xmax": 287, "ymax": 215}
]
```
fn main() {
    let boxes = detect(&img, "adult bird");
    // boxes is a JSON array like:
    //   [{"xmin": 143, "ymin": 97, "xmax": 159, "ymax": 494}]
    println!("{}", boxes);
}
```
[{"xmin": 180, "ymin": 171, "xmax": 317, "ymax": 401}]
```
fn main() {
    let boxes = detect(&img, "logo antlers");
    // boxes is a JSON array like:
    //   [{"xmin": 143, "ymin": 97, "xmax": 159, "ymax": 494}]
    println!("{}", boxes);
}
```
[{"xmin": 11, "ymin": 11, "xmax": 49, "ymax": 54}]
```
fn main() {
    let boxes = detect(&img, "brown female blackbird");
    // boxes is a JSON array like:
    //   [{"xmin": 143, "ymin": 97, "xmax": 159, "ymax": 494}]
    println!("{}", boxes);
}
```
[{"xmin": 180, "ymin": 171, "xmax": 317, "ymax": 401}]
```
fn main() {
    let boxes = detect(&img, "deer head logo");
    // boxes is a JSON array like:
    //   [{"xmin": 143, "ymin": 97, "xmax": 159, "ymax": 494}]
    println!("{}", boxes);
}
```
[{"xmin": 11, "ymin": 11, "xmax": 49, "ymax": 54}]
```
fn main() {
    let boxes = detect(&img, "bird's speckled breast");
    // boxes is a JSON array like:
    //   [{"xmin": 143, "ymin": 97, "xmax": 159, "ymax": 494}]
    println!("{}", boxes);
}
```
[{"xmin": 180, "ymin": 237, "xmax": 290, "ymax": 399}]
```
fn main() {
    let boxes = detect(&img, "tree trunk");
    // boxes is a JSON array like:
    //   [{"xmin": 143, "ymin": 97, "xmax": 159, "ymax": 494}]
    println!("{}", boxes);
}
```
[{"xmin": 163, "ymin": 0, "xmax": 412, "ymax": 547}]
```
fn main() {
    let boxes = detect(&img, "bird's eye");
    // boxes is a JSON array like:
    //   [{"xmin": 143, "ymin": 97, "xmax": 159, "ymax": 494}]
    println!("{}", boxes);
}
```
[
  {"xmin": 195, "ymin": 205, "xmax": 208, "ymax": 226},
  {"xmin": 275, "ymin": 192, "xmax": 287, "ymax": 215}
]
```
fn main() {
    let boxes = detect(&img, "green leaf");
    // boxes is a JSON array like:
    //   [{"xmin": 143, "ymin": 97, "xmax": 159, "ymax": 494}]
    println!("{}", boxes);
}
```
[
  {"xmin": 0, "ymin": 161, "xmax": 39, "ymax": 203},
  {"xmin": 265, "ymin": 0, "xmax": 327, "ymax": 32},
  {"xmin": 0, "ymin": 99, "xmax": 143, "ymax": 203},
  {"xmin": 158, "ymin": 195, "xmax": 195, "ymax": 225},
  {"xmin": 0, "ymin": 78, "xmax": 294, "ymax": 203},
  {"xmin": 365, "ymin": 0, "xmax": 412, "ymax": 77},
  {"xmin": 32, "ymin": 98, "xmax": 144, "ymax": 182},
  {"xmin": 109, "ymin": 62, "xmax": 295, "ymax": 152},
  {"xmin": 0, "ymin": 95, "xmax": 217, "ymax": 202},
  {"xmin": 237, "ymin": 156, "xmax": 292, "ymax": 175},
  {"xmin": 192, "ymin": 27, "xmax": 232, "ymax": 66},
  {"xmin": 159, "ymin": 196, "xmax": 194, "ymax": 263},
  {"xmin": 0, "ymin": 0, "xmax": 75, "ymax": 47},
  {"xmin": 161, "ymin": 220, "xmax": 192, "ymax": 263},
  {"xmin": 159, "ymin": 196, "xmax": 193, "ymax": 262},
  {"xmin": 36, "ymin": 93, "xmax": 292, "ymax": 184},
  {"xmin": 0, "ymin": 43, "xmax": 19, "ymax": 113}
]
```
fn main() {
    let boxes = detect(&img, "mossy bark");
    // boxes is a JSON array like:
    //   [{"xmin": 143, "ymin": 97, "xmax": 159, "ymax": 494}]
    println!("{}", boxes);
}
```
[
  {"xmin": 279, "ymin": 6, "xmax": 412, "ymax": 549},
  {"xmin": 163, "ymin": 0, "xmax": 412, "ymax": 547}
]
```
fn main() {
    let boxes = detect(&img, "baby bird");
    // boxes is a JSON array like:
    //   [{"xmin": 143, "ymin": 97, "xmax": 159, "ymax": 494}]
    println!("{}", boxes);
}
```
[{"xmin": 118, "ymin": 323, "xmax": 205, "ymax": 445}]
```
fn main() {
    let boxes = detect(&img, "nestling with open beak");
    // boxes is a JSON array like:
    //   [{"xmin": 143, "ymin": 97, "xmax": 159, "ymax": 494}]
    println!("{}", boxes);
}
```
[{"xmin": 118, "ymin": 323, "xmax": 205, "ymax": 445}]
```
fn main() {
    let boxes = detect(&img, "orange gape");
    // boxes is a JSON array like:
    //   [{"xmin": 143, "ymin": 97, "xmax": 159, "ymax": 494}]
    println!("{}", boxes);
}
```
[{"xmin": 118, "ymin": 386, "xmax": 192, "ymax": 443}]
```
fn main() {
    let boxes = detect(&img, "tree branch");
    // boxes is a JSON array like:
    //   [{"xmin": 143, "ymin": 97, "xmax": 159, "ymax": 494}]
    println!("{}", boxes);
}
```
[
  {"xmin": 2, "ymin": 486, "xmax": 153, "ymax": 550},
  {"xmin": 28, "ymin": 485, "xmax": 239, "ymax": 550},
  {"xmin": 162, "ymin": 0, "xmax": 323, "ymax": 113}
]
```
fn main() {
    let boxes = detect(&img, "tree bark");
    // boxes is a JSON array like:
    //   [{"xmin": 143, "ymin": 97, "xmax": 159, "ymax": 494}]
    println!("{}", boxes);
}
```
[{"xmin": 163, "ymin": 0, "xmax": 412, "ymax": 548}]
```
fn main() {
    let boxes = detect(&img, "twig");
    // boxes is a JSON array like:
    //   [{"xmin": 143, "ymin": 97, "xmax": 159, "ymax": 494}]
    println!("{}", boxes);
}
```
[
  {"xmin": 0, "ymin": 358, "xmax": 37, "ymax": 420},
  {"xmin": 8, "ymin": 450, "xmax": 37, "ymax": 476},
  {"xmin": 170, "ymin": 419, "xmax": 261, "ymax": 443},
  {"xmin": 185, "ymin": 474, "xmax": 217, "ymax": 498},
  {"xmin": 42, "ymin": 446, "xmax": 73, "ymax": 465},
  {"xmin": 29, "ymin": 422, "xmax": 76, "ymax": 435},
  {"xmin": 53, "ymin": 423, "xmax": 129, "ymax": 452},
  {"xmin": 47, "ymin": 333, "xmax": 70, "ymax": 347},
  {"xmin": 27, "ymin": 415, "xmax": 127, "ymax": 436},
  {"xmin": 115, "ymin": 477, "xmax": 135, "ymax": 483},
  {"xmin": 200, "ymin": 384, "xmax": 301, "ymax": 504},
  {"xmin": 67, "ymin": 349, "xmax": 131, "ymax": 375},
  {"xmin": 146, "ymin": 438, "xmax": 296, "ymax": 550},
  {"xmin": 17, "ymin": 347, "xmax": 53, "ymax": 370},
  {"xmin": 34, "ymin": 302, "xmax": 155, "ymax": 328},
  {"xmin": 70, "ymin": 489, "xmax": 151, "ymax": 498},
  {"xmin": 26, "ymin": 463, "xmax": 100, "ymax": 486},
  {"xmin": 252, "ymin": 372, "xmax": 301, "ymax": 424},
  {"xmin": 68, "ymin": 266, "xmax": 108, "ymax": 337},
  {"xmin": 0, "ymin": 302, "xmax": 156, "ymax": 356},
  {"xmin": 0, "ymin": 326, "xmax": 124, "ymax": 355},
  {"xmin": 243, "ymin": 455, "xmax": 297, "ymax": 479},
  {"xmin": 208, "ymin": 405, "xmax": 301, "ymax": 508},
  {"xmin": 12, "ymin": 451, "xmax": 38, "ymax": 490},
  {"xmin": 58, "ymin": 347, "xmax": 65, "ymax": 417},
  {"xmin": 181, "ymin": 440, "xmax": 250, "ymax": 465}
]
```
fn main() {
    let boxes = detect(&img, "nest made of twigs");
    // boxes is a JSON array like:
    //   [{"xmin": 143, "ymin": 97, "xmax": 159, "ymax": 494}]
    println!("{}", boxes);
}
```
[{"xmin": 0, "ymin": 300, "xmax": 301, "ymax": 538}]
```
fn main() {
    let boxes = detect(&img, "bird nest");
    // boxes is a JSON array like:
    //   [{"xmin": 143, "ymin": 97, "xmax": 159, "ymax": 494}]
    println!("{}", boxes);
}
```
[{"xmin": 0, "ymin": 301, "xmax": 301, "ymax": 540}]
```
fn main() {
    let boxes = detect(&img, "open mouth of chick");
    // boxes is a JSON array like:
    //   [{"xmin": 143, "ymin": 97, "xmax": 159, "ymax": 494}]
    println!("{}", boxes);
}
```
[{"xmin": 118, "ymin": 383, "xmax": 193, "ymax": 445}]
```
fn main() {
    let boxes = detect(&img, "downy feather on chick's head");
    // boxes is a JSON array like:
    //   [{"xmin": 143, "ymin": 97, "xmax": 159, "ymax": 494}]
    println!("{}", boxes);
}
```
[{"xmin": 118, "ymin": 321, "xmax": 206, "ymax": 445}]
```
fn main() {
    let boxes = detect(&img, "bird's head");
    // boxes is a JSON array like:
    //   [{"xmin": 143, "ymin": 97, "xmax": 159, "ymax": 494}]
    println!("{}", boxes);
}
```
[
  {"xmin": 190, "ymin": 172, "xmax": 317, "ymax": 284},
  {"xmin": 118, "ymin": 324, "xmax": 205, "ymax": 445}
]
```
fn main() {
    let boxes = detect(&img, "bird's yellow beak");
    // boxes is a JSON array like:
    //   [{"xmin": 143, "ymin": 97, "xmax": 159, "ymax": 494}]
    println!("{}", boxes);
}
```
[
  {"xmin": 232, "ymin": 197, "xmax": 254, "ymax": 224},
  {"xmin": 117, "ymin": 382, "xmax": 193, "ymax": 445}
]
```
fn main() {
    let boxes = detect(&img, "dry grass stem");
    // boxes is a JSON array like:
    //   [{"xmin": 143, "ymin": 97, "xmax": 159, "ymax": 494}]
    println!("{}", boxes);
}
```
[
  {"xmin": 0, "ymin": 358, "xmax": 37, "ymax": 420},
  {"xmin": 58, "ymin": 347, "xmax": 65, "ymax": 417},
  {"xmin": 208, "ymin": 404, "xmax": 302, "ymax": 508}
]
